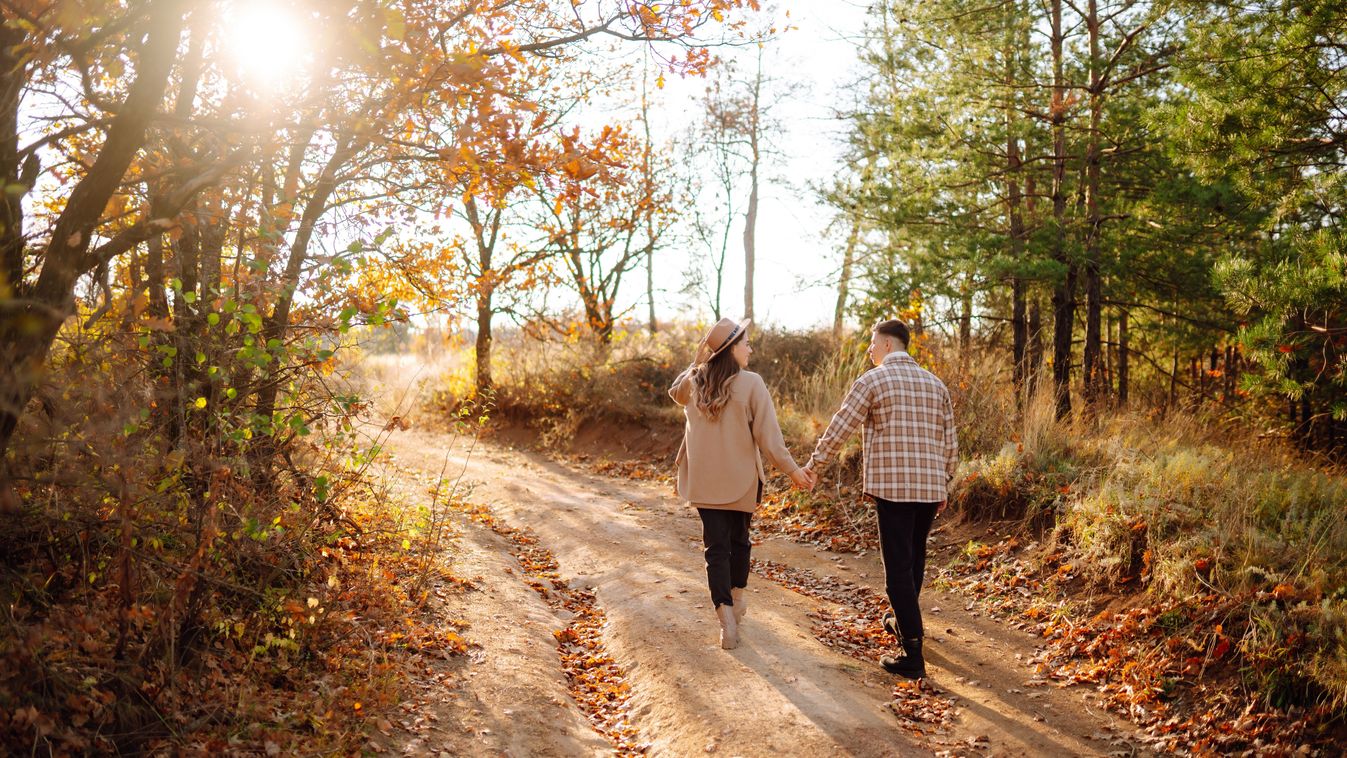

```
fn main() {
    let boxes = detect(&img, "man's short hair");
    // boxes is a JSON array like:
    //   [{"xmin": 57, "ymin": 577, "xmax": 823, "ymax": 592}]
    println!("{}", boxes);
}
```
[{"xmin": 874, "ymin": 319, "xmax": 910, "ymax": 349}]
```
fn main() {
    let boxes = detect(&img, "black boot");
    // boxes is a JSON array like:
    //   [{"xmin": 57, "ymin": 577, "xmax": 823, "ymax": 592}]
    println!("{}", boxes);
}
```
[{"xmin": 881, "ymin": 637, "xmax": 926, "ymax": 679}]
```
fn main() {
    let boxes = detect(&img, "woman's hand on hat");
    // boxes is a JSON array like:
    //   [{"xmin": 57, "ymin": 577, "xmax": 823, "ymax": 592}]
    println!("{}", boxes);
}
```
[{"xmin": 694, "ymin": 342, "xmax": 712, "ymax": 365}]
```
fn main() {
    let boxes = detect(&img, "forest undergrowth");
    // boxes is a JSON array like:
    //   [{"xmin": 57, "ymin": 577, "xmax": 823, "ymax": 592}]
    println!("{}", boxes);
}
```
[{"xmin": 0, "ymin": 328, "xmax": 471, "ymax": 754}]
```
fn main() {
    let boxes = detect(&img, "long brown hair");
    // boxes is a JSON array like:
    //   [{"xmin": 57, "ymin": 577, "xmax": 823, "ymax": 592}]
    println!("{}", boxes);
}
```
[{"xmin": 692, "ymin": 332, "xmax": 744, "ymax": 421}]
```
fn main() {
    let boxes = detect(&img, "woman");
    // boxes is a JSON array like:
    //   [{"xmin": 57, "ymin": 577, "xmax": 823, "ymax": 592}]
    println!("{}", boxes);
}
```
[{"xmin": 670, "ymin": 317, "xmax": 814, "ymax": 650}]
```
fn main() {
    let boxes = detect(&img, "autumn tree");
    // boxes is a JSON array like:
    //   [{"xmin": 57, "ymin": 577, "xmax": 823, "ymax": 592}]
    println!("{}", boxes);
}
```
[
  {"xmin": 0, "ymin": 0, "xmax": 237, "ymax": 458},
  {"xmin": 532, "ymin": 125, "xmax": 678, "ymax": 343},
  {"xmin": 0, "ymin": 0, "xmax": 764, "ymax": 462},
  {"xmin": 689, "ymin": 68, "xmax": 745, "ymax": 319}
]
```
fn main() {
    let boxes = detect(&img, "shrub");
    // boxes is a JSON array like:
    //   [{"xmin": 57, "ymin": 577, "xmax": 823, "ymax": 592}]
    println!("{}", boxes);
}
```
[
  {"xmin": 422, "ymin": 322, "xmax": 694, "ymax": 445},
  {"xmin": 0, "ymin": 316, "xmax": 434, "ymax": 754}
]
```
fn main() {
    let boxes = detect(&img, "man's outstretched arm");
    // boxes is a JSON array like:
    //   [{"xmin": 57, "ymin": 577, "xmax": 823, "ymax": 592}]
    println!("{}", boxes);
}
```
[{"xmin": 807, "ymin": 376, "xmax": 872, "ymax": 470}]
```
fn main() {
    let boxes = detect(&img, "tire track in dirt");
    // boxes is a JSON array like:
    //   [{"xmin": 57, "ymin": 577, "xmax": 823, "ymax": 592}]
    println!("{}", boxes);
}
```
[
  {"xmin": 452, "ymin": 500, "xmax": 647, "ymax": 755},
  {"xmin": 365, "ymin": 463, "xmax": 612, "ymax": 757}
]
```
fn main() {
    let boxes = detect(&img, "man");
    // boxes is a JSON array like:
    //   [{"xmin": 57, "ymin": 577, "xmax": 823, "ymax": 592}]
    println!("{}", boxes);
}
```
[{"xmin": 803, "ymin": 319, "xmax": 958, "ymax": 679}]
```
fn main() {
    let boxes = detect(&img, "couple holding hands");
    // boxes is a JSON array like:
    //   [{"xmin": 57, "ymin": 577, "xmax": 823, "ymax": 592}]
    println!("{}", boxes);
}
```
[{"xmin": 670, "ymin": 317, "xmax": 959, "ymax": 679}]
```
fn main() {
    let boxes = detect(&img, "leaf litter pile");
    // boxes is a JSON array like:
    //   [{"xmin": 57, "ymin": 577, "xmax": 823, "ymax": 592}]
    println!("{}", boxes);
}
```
[
  {"xmin": 940, "ymin": 536, "xmax": 1342, "ymax": 756},
  {"xmin": 755, "ymin": 489, "xmax": 880, "ymax": 554},
  {"xmin": 455, "ymin": 501, "xmax": 646, "ymax": 755},
  {"xmin": 751, "ymin": 559, "xmax": 959, "ymax": 741}
]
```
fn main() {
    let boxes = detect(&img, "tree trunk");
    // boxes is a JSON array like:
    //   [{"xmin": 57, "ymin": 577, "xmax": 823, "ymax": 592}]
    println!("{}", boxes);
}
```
[
  {"xmin": 742, "ymin": 163, "xmax": 758, "ymax": 322},
  {"xmin": 1048, "ymin": 0, "xmax": 1075, "ymax": 420},
  {"xmin": 199, "ymin": 198, "xmax": 225, "ymax": 301},
  {"xmin": 1300, "ymin": 394, "xmax": 1313, "ymax": 448},
  {"xmin": 1169, "ymin": 349, "xmax": 1179, "ymax": 410},
  {"xmin": 958, "ymin": 277, "xmax": 973, "ymax": 371},
  {"xmin": 646, "ymin": 246, "xmax": 656, "ymax": 333},
  {"xmin": 1117, "ymin": 307, "xmax": 1129, "ymax": 407},
  {"xmin": 1221, "ymin": 344, "xmax": 1233, "ymax": 403},
  {"xmin": 0, "ymin": 24, "xmax": 28, "ymax": 296},
  {"xmin": 145, "ymin": 234, "xmax": 169, "ymax": 318},
  {"xmin": 475, "ymin": 291, "xmax": 493, "ymax": 394},
  {"xmin": 1081, "ymin": 0, "xmax": 1105, "ymax": 408},
  {"xmin": 254, "ymin": 133, "xmax": 360, "ymax": 429},
  {"xmin": 1004, "ymin": 6, "xmax": 1029, "ymax": 404},
  {"xmin": 1028, "ymin": 299, "xmax": 1044, "ymax": 389},
  {"xmin": 712, "ymin": 263, "xmax": 723, "ymax": 321},
  {"xmin": 463, "ymin": 195, "xmax": 502, "ymax": 394},
  {"xmin": 742, "ymin": 47, "xmax": 763, "ymax": 322},
  {"xmin": 0, "ymin": 3, "xmax": 187, "ymax": 459},
  {"xmin": 641, "ymin": 58, "xmax": 658, "ymax": 334}
]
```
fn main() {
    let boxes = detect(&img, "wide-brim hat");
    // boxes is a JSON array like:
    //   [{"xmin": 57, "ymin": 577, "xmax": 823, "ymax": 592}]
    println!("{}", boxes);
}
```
[{"xmin": 699, "ymin": 317, "xmax": 752, "ymax": 361}]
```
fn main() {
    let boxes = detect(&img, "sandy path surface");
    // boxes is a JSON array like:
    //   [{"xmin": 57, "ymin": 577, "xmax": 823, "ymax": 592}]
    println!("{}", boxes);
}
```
[{"xmin": 377, "ymin": 423, "xmax": 1146, "ymax": 757}]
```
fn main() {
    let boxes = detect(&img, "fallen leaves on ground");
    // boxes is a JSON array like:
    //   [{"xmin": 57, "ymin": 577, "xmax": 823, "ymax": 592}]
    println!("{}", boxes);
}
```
[
  {"xmin": 0, "ymin": 462, "xmax": 476, "ymax": 756},
  {"xmin": 751, "ymin": 558, "xmax": 961, "ymax": 742},
  {"xmin": 890, "ymin": 679, "xmax": 958, "ymax": 733},
  {"xmin": 755, "ymin": 489, "xmax": 879, "ymax": 554},
  {"xmin": 940, "ymin": 536, "xmax": 1342, "ymax": 756},
  {"xmin": 453, "ymin": 500, "xmax": 647, "ymax": 755}
]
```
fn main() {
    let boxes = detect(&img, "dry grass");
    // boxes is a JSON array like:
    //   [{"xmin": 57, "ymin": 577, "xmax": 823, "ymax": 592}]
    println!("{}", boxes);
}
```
[
  {"xmin": 417, "ymin": 322, "xmax": 862, "ymax": 451},
  {"xmin": 952, "ymin": 381, "xmax": 1347, "ymax": 709}
]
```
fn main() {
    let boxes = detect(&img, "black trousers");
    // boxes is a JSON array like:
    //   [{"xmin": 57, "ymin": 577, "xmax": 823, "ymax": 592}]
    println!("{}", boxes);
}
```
[
  {"xmin": 697, "ymin": 508, "xmax": 752, "ymax": 608},
  {"xmin": 874, "ymin": 498, "xmax": 939, "ymax": 640}
]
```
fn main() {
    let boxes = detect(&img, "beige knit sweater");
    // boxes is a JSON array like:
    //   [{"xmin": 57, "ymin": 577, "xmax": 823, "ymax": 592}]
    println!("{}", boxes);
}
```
[{"xmin": 670, "ymin": 367, "xmax": 801, "ymax": 512}]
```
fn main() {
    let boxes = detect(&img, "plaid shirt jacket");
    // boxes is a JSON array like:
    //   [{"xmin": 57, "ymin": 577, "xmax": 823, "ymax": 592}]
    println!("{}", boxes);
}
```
[{"xmin": 808, "ymin": 351, "xmax": 959, "ymax": 503}]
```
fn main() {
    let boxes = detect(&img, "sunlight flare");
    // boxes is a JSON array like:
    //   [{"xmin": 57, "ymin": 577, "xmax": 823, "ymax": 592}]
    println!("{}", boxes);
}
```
[{"xmin": 221, "ymin": 0, "xmax": 312, "ymax": 92}]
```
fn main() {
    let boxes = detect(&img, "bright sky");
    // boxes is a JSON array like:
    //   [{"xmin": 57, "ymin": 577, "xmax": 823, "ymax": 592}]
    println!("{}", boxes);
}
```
[{"xmin": 638, "ymin": 1, "xmax": 873, "ymax": 332}]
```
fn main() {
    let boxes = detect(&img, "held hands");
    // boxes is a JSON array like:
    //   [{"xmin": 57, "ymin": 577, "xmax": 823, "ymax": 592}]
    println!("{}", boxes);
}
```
[{"xmin": 789, "ymin": 465, "xmax": 818, "ymax": 492}]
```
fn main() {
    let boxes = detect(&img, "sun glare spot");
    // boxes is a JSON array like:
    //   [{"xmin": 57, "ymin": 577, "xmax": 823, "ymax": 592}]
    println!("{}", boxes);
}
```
[{"xmin": 222, "ymin": 1, "xmax": 311, "ymax": 93}]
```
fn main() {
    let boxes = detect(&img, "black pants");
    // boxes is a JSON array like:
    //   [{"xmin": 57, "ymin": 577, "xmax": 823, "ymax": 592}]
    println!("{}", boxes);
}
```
[
  {"xmin": 874, "ymin": 498, "xmax": 938, "ymax": 640},
  {"xmin": 697, "ymin": 508, "xmax": 752, "ymax": 608}
]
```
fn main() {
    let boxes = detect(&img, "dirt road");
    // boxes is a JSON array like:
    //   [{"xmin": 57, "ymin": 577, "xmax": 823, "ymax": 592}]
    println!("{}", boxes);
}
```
[{"xmin": 371, "ymin": 422, "xmax": 1146, "ymax": 757}]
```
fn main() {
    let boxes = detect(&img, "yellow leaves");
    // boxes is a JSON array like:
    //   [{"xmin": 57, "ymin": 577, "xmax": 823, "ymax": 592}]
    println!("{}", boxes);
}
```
[
  {"xmin": 383, "ymin": 8, "xmax": 406, "ymax": 42},
  {"xmin": 562, "ymin": 157, "xmax": 600, "ymax": 182},
  {"xmin": 632, "ymin": 4, "xmax": 663, "ymax": 28},
  {"xmin": 193, "ymin": 397, "xmax": 208, "ymax": 409},
  {"xmin": 443, "ymin": 56, "xmax": 487, "ymax": 84}
]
